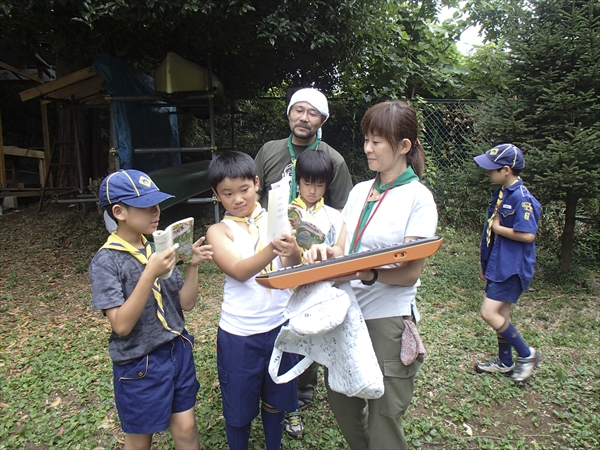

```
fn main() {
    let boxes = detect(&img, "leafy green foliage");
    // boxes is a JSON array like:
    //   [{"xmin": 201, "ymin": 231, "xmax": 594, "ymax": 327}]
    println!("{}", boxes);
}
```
[
  {"xmin": 465, "ymin": 0, "xmax": 600, "ymax": 271},
  {"xmin": 0, "ymin": 0, "xmax": 470, "ymax": 100}
]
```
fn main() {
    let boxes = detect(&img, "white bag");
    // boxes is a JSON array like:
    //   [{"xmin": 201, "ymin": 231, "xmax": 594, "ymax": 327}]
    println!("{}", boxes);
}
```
[
  {"xmin": 269, "ymin": 282, "xmax": 384, "ymax": 399},
  {"xmin": 283, "ymin": 281, "xmax": 350, "ymax": 335}
]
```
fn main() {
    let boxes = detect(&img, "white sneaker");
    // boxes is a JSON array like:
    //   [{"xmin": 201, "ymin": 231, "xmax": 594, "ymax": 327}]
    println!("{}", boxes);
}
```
[{"xmin": 511, "ymin": 347, "xmax": 542, "ymax": 383}]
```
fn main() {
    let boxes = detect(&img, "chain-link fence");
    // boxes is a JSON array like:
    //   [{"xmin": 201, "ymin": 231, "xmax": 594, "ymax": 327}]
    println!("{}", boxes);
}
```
[
  {"xmin": 420, "ymin": 99, "xmax": 492, "ymax": 169},
  {"xmin": 183, "ymin": 98, "xmax": 491, "ymax": 171}
]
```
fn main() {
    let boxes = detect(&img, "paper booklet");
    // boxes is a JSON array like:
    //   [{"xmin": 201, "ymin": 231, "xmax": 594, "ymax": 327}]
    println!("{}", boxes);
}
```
[
  {"xmin": 288, "ymin": 204, "xmax": 326, "ymax": 250},
  {"xmin": 266, "ymin": 176, "xmax": 292, "ymax": 242},
  {"xmin": 152, "ymin": 217, "xmax": 195, "ymax": 279}
]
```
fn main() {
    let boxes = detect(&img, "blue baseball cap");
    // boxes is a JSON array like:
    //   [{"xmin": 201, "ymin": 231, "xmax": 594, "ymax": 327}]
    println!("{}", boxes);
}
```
[
  {"xmin": 99, "ymin": 169, "xmax": 174, "ymax": 207},
  {"xmin": 474, "ymin": 144, "xmax": 525, "ymax": 170}
]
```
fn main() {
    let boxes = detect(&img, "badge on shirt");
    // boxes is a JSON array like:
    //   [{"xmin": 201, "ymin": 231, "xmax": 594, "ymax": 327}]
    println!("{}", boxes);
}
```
[
  {"xmin": 522, "ymin": 202, "xmax": 533, "ymax": 212},
  {"xmin": 524, "ymin": 212, "xmax": 531, "ymax": 220},
  {"xmin": 502, "ymin": 204, "xmax": 512, "ymax": 210}
]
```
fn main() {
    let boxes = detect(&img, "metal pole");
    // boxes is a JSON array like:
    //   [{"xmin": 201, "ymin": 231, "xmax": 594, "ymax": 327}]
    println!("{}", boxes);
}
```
[
  {"xmin": 109, "ymin": 102, "xmax": 120, "ymax": 171},
  {"xmin": 207, "ymin": 55, "xmax": 219, "ymax": 223}
]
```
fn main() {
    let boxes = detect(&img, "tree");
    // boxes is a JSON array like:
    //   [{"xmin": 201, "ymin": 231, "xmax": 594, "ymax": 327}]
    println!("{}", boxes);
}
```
[
  {"xmin": 335, "ymin": 0, "xmax": 466, "ymax": 101},
  {"xmin": 1, "ymin": 0, "xmax": 466, "ymax": 99},
  {"xmin": 467, "ymin": 0, "xmax": 600, "ymax": 271}
]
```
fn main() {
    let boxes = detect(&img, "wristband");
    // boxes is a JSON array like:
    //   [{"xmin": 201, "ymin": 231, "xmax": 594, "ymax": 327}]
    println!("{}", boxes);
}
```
[{"xmin": 361, "ymin": 269, "xmax": 378, "ymax": 286}]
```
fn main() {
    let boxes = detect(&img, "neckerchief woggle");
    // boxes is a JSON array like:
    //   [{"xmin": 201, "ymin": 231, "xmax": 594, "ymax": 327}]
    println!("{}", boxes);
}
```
[
  {"xmin": 349, "ymin": 166, "xmax": 419, "ymax": 254},
  {"xmin": 223, "ymin": 202, "xmax": 272, "ymax": 275},
  {"xmin": 286, "ymin": 134, "xmax": 321, "ymax": 203},
  {"xmin": 101, "ymin": 233, "xmax": 190, "ymax": 343}
]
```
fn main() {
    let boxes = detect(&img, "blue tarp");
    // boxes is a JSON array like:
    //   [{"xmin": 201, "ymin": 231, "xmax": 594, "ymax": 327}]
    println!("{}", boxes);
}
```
[{"xmin": 91, "ymin": 53, "xmax": 181, "ymax": 172}]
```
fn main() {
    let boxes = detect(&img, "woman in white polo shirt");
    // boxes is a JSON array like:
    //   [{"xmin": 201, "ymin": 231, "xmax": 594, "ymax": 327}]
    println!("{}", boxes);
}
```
[{"xmin": 307, "ymin": 101, "xmax": 438, "ymax": 450}]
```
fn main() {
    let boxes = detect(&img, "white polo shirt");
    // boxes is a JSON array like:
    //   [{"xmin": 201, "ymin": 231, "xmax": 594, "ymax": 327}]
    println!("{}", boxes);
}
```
[{"xmin": 342, "ymin": 179, "xmax": 438, "ymax": 321}]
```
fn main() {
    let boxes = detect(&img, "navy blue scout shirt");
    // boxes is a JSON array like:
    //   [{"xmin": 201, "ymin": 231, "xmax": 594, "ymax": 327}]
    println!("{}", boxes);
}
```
[{"xmin": 480, "ymin": 179, "xmax": 542, "ymax": 290}]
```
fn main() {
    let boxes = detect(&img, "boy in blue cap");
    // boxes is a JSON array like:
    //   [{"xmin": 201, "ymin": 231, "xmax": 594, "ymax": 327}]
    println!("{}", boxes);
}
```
[
  {"xmin": 473, "ymin": 144, "xmax": 542, "ymax": 383},
  {"xmin": 89, "ymin": 169, "xmax": 212, "ymax": 449}
]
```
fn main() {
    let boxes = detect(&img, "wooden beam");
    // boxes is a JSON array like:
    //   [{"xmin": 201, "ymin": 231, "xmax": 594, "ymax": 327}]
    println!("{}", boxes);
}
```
[
  {"xmin": 0, "ymin": 190, "xmax": 41, "ymax": 198},
  {"xmin": 86, "ymin": 94, "xmax": 110, "ymax": 105},
  {"xmin": 40, "ymin": 103, "xmax": 51, "ymax": 187},
  {"xmin": 2, "ymin": 146, "xmax": 45, "ymax": 159},
  {"xmin": 46, "ymin": 74, "xmax": 104, "ymax": 100},
  {"xmin": 0, "ymin": 100, "xmax": 5, "ymax": 188},
  {"xmin": 0, "ymin": 61, "xmax": 44, "ymax": 83},
  {"xmin": 74, "ymin": 85, "xmax": 103, "ymax": 102},
  {"xmin": 19, "ymin": 66, "xmax": 95, "ymax": 102}
]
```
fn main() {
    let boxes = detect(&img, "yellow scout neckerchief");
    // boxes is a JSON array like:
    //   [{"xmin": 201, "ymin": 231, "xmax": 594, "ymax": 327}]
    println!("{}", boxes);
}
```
[
  {"xmin": 101, "ymin": 233, "xmax": 188, "ymax": 341},
  {"xmin": 486, "ymin": 190, "xmax": 503, "ymax": 247},
  {"xmin": 291, "ymin": 196, "xmax": 324, "ymax": 217},
  {"xmin": 223, "ymin": 202, "xmax": 272, "ymax": 275}
]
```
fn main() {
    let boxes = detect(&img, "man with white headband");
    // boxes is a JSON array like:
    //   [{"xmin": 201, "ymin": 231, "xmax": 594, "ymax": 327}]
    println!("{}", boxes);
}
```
[
  {"xmin": 254, "ymin": 88, "xmax": 353, "ymax": 440},
  {"xmin": 255, "ymin": 87, "xmax": 353, "ymax": 209}
]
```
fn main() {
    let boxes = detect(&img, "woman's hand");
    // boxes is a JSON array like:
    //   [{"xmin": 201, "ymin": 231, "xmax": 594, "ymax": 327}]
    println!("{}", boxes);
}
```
[
  {"xmin": 327, "ymin": 270, "xmax": 375, "ymax": 283},
  {"xmin": 306, "ymin": 243, "xmax": 334, "ymax": 264}
]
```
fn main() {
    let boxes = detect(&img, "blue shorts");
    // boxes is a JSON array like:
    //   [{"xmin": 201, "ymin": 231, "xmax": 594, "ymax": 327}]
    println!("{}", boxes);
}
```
[
  {"xmin": 113, "ymin": 331, "xmax": 200, "ymax": 434},
  {"xmin": 217, "ymin": 325, "xmax": 298, "ymax": 427},
  {"xmin": 485, "ymin": 275, "xmax": 523, "ymax": 303}
]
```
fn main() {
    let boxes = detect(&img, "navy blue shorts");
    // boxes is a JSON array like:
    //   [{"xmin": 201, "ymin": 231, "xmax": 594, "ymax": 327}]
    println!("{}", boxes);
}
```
[
  {"xmin": 486, "ymin": 275, "xmax": 523, "ymax": 303},
  {"xmin": 217, "ymin": 325, "xmax": 298, "ymax": 427},
  {"xmin": 113, "ymin": 331, "xmax": 200, "ymax": 434}
]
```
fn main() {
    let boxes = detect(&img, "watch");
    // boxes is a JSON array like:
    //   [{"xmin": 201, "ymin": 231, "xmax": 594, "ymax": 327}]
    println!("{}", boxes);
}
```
[{"xmin": 361, "ymin": 269, "xmax": 379, "ymax": 286}]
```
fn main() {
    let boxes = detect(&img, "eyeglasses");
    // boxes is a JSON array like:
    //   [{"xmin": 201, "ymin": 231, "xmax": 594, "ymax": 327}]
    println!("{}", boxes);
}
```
[{"xmin": 290, "ymin": 105, "xmax": 322, "ymax": 119}]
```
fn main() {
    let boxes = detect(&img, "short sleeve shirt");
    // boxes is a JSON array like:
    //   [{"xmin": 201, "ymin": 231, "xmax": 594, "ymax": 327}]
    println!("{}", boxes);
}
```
[
  {"xmin": 480, "ymin": 179, "xmax": 541, "ymax": 290},
  {"xmin": 89, "ymin": 248, "xmax": 185, "ymax": 364},
  {"xmin": 342, "ymin": 179, "xmax": 438, "ymax": 320},
  {"xmin": 254, "ymin": 138, "xmax": 353, "ymax": 210}
]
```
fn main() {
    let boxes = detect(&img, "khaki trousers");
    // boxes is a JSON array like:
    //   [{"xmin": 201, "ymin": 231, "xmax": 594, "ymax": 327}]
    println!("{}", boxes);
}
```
[{"xmin": 326, "ymin": 315, "xmax": 422, "ymax": 450}]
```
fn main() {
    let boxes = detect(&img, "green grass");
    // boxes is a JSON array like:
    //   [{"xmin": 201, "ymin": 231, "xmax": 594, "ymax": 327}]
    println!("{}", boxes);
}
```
[{"xmin": 0, "ymin": 205, "xmax": 599, "ymax": 449}]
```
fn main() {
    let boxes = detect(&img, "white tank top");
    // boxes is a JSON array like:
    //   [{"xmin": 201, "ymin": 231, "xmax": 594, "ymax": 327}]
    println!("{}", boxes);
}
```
[{"xmin": 219, "ymin": 219, "xmax": 290, "ymax": 336}]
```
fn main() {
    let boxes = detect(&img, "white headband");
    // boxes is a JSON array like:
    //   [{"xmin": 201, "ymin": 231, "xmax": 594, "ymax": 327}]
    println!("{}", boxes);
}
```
[{"xmin": 287, "ymin": 88, "xmax": 329, "ymax": 122}]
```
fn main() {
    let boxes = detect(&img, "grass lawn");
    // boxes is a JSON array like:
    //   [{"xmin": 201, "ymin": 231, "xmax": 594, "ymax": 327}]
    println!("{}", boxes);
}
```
[{"xmin": 0, "ymin": 202, "xmax": 598, "ymax": 449}]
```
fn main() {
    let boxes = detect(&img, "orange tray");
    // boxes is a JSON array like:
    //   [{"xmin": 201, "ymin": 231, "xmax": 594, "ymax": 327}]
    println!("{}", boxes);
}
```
[{"xmin": 255, "ymin": 236, "xmax": 443, "ymax": 290}]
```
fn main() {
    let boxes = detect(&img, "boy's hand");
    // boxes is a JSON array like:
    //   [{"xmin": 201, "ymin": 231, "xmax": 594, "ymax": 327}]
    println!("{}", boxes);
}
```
[
  {"xmin": 491, "ymin": 215, "xmax": 501, "ymax": 233},
  {"xmin": 479, "ymin": 269, "xmax": 487, "ymax": 281},
  {"xmin": 272, "ymin": 233, "xmax": 301, "ymax": 259},
  {"xmin": 189, "ymin": 236, "xmax": 213, "ymax": 265},
  {"xmin": 146, "ymin": 245, "xmax": 177, "ymax": 278}
]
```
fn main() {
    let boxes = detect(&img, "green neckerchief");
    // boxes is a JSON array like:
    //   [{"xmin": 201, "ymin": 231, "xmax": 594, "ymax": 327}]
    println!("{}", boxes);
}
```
[
  {"xmin": 349, "ymin": 166, "xmax": 419, "ymax": 254},
  {"xmin": 286, "ymin": 134, "xmax": 321, "ymax": 203}
]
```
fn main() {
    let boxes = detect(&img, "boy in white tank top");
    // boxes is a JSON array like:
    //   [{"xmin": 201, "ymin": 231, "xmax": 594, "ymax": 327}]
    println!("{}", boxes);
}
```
[{"xmin": 206, "ymin": 151, "xmax": 302, "ymax": 450}]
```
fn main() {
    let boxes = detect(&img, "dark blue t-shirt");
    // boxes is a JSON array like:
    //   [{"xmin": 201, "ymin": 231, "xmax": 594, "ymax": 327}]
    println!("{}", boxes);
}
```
[
  {"xmin": 90, "ymin": 247, "xmax": 185, "ymax": 364},
  {"xmin": 480, "ymin": 179, "xmax": 541, "ymax": 290}
]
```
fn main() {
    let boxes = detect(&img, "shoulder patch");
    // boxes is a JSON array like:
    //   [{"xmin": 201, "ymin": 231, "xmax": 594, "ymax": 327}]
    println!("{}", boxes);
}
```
[{"xmin": 522, "ymin": 202, "xmax": 533, "ymax": 212}]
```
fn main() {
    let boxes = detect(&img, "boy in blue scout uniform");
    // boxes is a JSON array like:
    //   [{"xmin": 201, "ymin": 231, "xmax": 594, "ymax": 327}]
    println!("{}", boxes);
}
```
[
  {"xmin": 473, "ymin": 144, "xmax": 543, "ymax": 383},
  {"xmin": 90, "ymin": 169, "xmax": 212, "ymax": 450}
]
